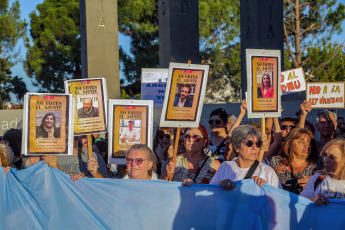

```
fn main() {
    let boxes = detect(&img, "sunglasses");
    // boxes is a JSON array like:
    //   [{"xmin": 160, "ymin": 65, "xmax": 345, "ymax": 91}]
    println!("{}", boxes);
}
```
[
  {"xmin": 242, "ymin": 140, "xmax": 263, "ymax": 148},
  {"xmin": 158, "ymin": 134, "xmax": 171, "ymax": 139},
  {"xmin": 281, "ymin": 125, "xmax": 295, "ymax": 130},
  {"xmin": 126, "ymin": 158, "xmax": 147, "ymax": 165},
  {"xmin": 184, "ymin": 134, "xmax": 204, "ymax": 142},
  {"xmin": 208, "ymin": 119, "xmax": 222, "ymax": 125}
]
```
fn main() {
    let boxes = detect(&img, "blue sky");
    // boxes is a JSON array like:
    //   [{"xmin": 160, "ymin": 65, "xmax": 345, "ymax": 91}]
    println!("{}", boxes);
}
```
[{"xmin": 9, "ymin": 0, "xmax": 345, "ymax": 98}]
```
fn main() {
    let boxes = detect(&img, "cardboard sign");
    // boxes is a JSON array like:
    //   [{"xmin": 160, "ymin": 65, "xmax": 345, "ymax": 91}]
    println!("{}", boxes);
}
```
[
  {"xmin": 160, "ymin": 63, "xmax": 209, "ymax": 128},
  {"xmin": 22, "ymin": 93, "xmax": 73, "ymax": 155},
  {"xmin": 108, "ymin": 100, "xmax": 153, "ymax": 164},
  {"xmin": 141, "ymin": 69, "xmax": 168, "ymax": 107},
  {"xmin": 246, "ymin": 49, "xmax": 281, "ymax": 118},
  {"xmin": 281, "ymin": 67, "xmax": 306, "ymax": 95},
  {"xmin": 306, "ymin": 82, "xmax": 345, "ymax": 108},
  {"xmin": 65, "ymin": 78, "xmax": 107, "ymax": 135}
]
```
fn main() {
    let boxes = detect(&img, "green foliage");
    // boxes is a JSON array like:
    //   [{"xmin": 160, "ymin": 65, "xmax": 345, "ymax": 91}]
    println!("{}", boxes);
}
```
[
  {"xmin": 25, "ymin": 0, "xmax": 81, "ymax": 93},
  {"xmin": 118, "ymin": 0, "xmax": 159, "ymax": 85},
  {"xmin": 304, "ymin": 42, "xmax": 345, "ymax": 82},
  {"xmin": 0, "ymin": 0, "xmax": 27, "ymax": 105},
  {"xmin": 284, "ymin": 0, "xmax": 345, "ymax": 73}
]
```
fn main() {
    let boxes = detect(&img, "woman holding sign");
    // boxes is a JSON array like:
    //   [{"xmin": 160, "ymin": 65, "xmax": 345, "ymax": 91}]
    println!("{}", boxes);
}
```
[
  {"xmin": 36, "ymin": 113, "xmax": 60, "ymax": 138},
  {"xmin": 162, "ymin": 124, "xmax": 221, "ymax": 184},
  {"xmin": 260, "ymin": 73, "xmax": 274, "ymax": 98}
]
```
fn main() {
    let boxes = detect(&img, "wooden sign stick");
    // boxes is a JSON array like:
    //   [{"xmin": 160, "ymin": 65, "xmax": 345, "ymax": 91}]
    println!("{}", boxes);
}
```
[
  {"xmin": 261, "ymin": 117, "xmax": 265, "ymax": 135},
  {"xmin": 168, "ymin": 127, "xmax": 181, "ymax": 181},
  {"xmin": 87, "ymin": 134, "xmax": 93, "ymax": 159}
]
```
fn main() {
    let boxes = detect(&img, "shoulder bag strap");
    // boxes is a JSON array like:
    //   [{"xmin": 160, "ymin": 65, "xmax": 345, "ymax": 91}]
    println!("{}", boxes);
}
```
[
  {"xmin": 244, "ymin": 160, "xmax": 260, "ymax": 179},
  {"xmin": 192, "ymin": 156, "xmax": 210, "ymax": 182},
  {"xmin": 211, "ymin": 137, "xmax": 227, "ymax": 157},
  {"xmin": 314, "ymin": 176, "xmax": 325, "ymax": 191}
]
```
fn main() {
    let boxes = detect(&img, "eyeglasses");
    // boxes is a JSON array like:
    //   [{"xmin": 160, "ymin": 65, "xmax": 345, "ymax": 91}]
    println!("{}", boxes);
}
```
[
  {"xmin": 208, "ymin": 119, "xmax": 222, "ymax": 125},
  {"xmin": 126, "ymin": 158, "xmax": 147, "ymax": 165},
  {"xmin": 242, "ymin": 140, "xmax": 263, "ymax": 148},
  {"xmin": 281, "ymin": 125, "xmax": 295, "ymax": 130},
  {"xmin": 158, "ymin": 134, "xmax": 171, "ymax": 139},
  {"xmin": 184, "ymin": 134, "xmax": 204, "ymax": 142}
]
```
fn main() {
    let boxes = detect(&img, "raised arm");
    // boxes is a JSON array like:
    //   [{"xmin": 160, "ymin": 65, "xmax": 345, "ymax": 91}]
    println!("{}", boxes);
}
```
[{"xmin": 297, "ymin": 100, "xmax": 312, "ymax": 128}]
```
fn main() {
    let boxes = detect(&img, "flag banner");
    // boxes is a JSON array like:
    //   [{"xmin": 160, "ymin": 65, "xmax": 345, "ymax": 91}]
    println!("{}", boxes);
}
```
[{"xmin": 1, "ymin": 163, "xmax": 344, "ymax": 230}]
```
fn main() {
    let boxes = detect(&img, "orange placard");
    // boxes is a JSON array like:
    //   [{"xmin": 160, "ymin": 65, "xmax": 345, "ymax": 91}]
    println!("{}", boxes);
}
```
[
  {"xmin": 165, "ymin": 68, "xmax": 204, "ymax": 121},
  {"xmin": 251, "ymin": 56, "xmax": 279, "ymax": 113},
  {"xmin": 112, "ymin": 105, "xmax": 148, "ymax": 158},
  {"xmin": 67, "ymin": 79, "xmax": 106, "ymax": 134},
  {"xmin": 27, "ymin": 95, "xmax": 69, "ymax": 154}
]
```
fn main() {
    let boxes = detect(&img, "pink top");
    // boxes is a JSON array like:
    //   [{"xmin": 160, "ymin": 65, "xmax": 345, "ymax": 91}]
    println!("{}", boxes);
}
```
[{"xmin": 261, "ymin": 87, "xmax": 274, "ymax": 98}]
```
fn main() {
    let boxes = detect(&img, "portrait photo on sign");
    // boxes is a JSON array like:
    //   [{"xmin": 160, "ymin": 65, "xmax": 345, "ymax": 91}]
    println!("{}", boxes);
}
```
[
  {"xmin": 160, "ymin": 63, "xmax": 209, "ymax": 128},
  {"xmin": 119, "ymin": 120, "xmax": 141, "ymax": 144},
  {"xmin": 36, "ymin": 111, "xmax": 61, "ymax": 138},
  {"xmin": 77, "ymin": 97, "xmax": 99, "ymax": 119},
  {"xmin": 257, "ymin": 72, "xmax": 274, "ymax": 98}
]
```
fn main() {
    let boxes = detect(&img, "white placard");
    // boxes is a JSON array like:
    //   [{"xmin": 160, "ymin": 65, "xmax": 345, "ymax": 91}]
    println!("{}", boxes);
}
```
[
  {"xmin": 306, "ymin": 82, "xmax": 345, "ymax": 108},
  {"xmin": 281, "ymin": 67, "xmax": 306, "ymax": 95}
]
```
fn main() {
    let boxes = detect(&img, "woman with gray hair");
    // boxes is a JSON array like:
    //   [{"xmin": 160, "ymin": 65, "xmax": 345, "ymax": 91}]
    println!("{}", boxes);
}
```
[
  {"xmin": 206, "ymin": 125, "xmax": 281, "ymax": 189},
  {"xmin": 86, "ymin": 144, "xmax": 159, "ymax": 180}
]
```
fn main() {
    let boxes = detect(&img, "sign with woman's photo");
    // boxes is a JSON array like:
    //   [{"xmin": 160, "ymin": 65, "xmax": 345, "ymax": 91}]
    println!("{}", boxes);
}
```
[
  {"xmin": 246, "ymin": 49, "xmax": 281, "ymax": 118},
  {"xmin": 160, "ymin": 63, "xmax": 209, "ymax": 128},
  {"xmin": 108, "ymin": 100, "xmax": 153, "ymax": 164},
  {"xmin": 22, "ymin": 93, "xmax": 73, "ymax": 155},
  {"xmin": 64, "ymin": 78, "xmax": 107, "ymax": 135}
]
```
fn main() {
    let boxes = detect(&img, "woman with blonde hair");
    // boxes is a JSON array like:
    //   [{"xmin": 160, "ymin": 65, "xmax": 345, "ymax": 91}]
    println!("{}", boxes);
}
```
[
  {"xmin": 301, "ymin": 138, "xmax": 345, "ymax": 205},
  {"xmin": 0, "ymin": 145, "xmax": 11, "ymax": 173}
]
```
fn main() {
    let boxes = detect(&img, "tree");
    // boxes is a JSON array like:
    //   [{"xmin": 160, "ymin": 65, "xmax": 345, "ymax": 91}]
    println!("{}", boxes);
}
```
[
  {"xmin": 118, "ymin": 0, "xmax": 159, "ymax": 85},
  {"xmin": 0, "ymin": 0, "xmax": 27, "ymax": 105},
  {"xmin": 25, "ymin": 0, "xmax": 81, "ymax": 93},
  {"xmin": 283, "ymin": 0, "xmax": 345, "ymax": 80}
]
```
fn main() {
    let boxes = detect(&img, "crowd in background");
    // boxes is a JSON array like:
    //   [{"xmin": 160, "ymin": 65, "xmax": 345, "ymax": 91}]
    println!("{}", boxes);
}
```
[{"xmin": 1, "ymin": 100, "xmax": 345, "ymax": 206}]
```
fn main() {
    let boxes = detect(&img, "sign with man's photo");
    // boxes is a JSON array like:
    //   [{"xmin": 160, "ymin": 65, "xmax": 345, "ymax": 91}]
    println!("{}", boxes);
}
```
[
  {"xmin": 160, "ymin": 63, "xmax": 209, "ymax": 128},
  {"xmin": 64, "ymin": 78, "xmax": 107, "ymax": 135},
  {"xmin": 108, "ymin": 100, "xmax": 153, "ymax": 164},
  {"xmin": 22, "ymin": 93, "xmax": 73, "ymax": 155}
]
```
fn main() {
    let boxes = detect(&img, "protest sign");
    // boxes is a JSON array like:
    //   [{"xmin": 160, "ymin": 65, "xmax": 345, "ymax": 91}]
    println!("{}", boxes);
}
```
[
  {"xmin": 281, "ymin": 67, "xmax": 306, "ymax": 95},
  {"xmin": 64, "ymin": 78, "xmax": 107, "ymax": 135},
  {"xmin": 108, "ymin": 100, "xmax": 153, "ymax": 164},
  {"xmin": 141, "ymin": 68, "xmax": 168, "ymax": 107},
  {"xmin": 22, "ymin": 93, "xmax": 73, "ymax": 155},
  {"xmin": 246, "ymin": 49, "xmax": 281, "ymax": 118},
  {"xmin": 160, "ymin": 63, "xmax": 209, "ymax": 128},
  {"xmin": 306, "ymin": 82, "xmax": 345, "ymax": 108}
]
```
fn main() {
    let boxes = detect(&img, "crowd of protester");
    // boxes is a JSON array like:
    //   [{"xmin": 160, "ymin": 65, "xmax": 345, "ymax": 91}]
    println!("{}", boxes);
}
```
[{"xmin": 1, "ymin": 100, "xmax": 344, "ymax": 206}]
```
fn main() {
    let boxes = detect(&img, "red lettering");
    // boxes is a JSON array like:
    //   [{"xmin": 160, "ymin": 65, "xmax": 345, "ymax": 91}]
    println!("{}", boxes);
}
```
[
  {"xmin": 287, "ymin": 82, "xmax": 295, "ymax": 91},
  {"xmin": 294, "ymin": 80, "xmax": 301, "ymax": 89},
  {"xmin": 281, "ymin": 84, "xmax": 287, "ymax": 93}
]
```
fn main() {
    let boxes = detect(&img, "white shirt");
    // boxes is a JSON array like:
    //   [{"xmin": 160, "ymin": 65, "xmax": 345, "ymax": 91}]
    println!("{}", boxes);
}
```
[
  {"xmin": 300, "ymin": 173, "xmax": 345, "ymax": 200},
  {"xmin": 177, "ymin": 98, "xmax": 186, "ymax": 107},
  {"xmin": 120, "ymin": 128, "xmax": 140, "ymax": 142},
  {"xmin": 210, "ymin": 161, "xmax": 282, "ymax": 188}
]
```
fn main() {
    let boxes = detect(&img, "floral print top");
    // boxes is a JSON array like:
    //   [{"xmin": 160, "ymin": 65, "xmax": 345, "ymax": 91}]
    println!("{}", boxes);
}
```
[
  {"xmin": 172, "ymin": 152, "xmax": 217, "ymax": 184},
  {"xmin": 270, "ymin": 156, "xmax": 323, "ymax": 194}
]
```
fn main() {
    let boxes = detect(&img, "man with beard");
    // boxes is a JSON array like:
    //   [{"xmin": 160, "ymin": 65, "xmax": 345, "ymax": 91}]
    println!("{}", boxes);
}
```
[
  {"xmin": 173, "ymin": 85, "xmax": 193, "ymax": 107},
  {"xmin": 77, "ymin": 98, "xmax": 99, "ymax": 118}
]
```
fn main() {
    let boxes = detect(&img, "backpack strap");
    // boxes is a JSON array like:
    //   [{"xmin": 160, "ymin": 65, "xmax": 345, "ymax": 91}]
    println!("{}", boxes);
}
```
[{"xmin": 244, "ymin": 160, "xmax": 260, "ymax": 179}]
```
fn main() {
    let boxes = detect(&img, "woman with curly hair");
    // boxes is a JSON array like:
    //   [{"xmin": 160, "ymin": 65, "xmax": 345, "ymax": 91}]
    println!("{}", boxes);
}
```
[
  {"xmin": 0, "ymin": 145, "xmax": 11, "ymax": 173},
  {"xmin": 270, "ymin": 127, "xmax": 322, "ymax": 194}
]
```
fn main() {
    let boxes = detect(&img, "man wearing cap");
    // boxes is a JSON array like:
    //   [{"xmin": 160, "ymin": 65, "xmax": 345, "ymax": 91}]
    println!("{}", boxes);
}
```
[{"xmin": 120, "ymin": 120, "xmax": 140, "ymax": 143}]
